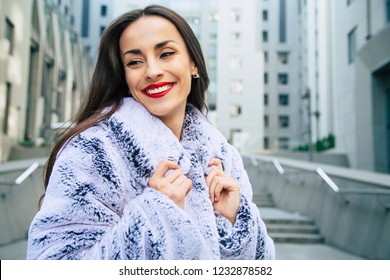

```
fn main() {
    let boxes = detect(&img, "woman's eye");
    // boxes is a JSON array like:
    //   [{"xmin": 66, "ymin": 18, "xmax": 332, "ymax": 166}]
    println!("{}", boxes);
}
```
[
  {"xmin": 160, "ymin": 51, "xmax": 175, "ymax": 58},
  {"xmin": 126, "ymin": 60, "xmax": 143, "ymax": 67}
]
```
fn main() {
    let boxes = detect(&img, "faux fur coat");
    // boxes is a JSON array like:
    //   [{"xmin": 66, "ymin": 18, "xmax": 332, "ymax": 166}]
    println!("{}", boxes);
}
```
[{"xmin": 27, "ymin": 97, "xmax": 275, "ymax": 260}]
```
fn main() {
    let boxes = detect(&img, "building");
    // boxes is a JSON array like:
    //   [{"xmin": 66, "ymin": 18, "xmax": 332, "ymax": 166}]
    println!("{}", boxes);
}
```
[
  {"xmin": 79, "ymin": 0, "xmax": 265, "ymax": 153},
  {"xmin": 331, "ymin": 0, "xmax": 390, "ymax": 172},
  {"xmin": 216, "ymin": 0, "xmax": 264, "ymax": 153},
  {"xmin": 268, "ymin": 0, "xmax": 390, "ymax": 173},
  {"xmin": 75, "ymin": 0, "xmax": 113, "ymax": 62},
  {"xmin": 295, "ymin": 0, "xmax": 334, "ymax": 159},
  {"xmin": 261, "ymin": 0, "xmax": 303, "ymax": 153},
  {"xmin": 0, "ymin": 0, "xmax": 91, "ymax": 161},
  {"xmin": 3, "ymin": 0, "xmax": 386, "ymax": 173}
]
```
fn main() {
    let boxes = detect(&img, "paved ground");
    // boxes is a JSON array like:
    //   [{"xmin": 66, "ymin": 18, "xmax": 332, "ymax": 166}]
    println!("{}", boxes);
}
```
[
  {"xmin": 0, "ymin": 240, "xmax": 27, "ymax": 260},
  {"xmin": 0, "ymin": 238, "xmax": 364, "ymax": 260},
  {"xmin": 275, "ymin": 243, "xmax": 363, "ymax": 260},
  {"xmin": 259, "ymin": 207, "xmax": 364, "ymax": 260},
  {"xmin": 0, "ymin": 207, "xmax": 364, "ymax": 260}
]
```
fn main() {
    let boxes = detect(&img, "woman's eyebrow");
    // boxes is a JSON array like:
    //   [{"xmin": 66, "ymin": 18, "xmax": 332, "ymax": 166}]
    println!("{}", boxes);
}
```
[
  {"xmin": 154, "ymin": 40, "xmax": 178, "ymax": 50},
  {"xmin": 123, "ymin": 40, "xmax": 178, "ymax": 56},
  {"xmin": 123, "ymin": 49, "xmax": 141, "ymax": 56}
]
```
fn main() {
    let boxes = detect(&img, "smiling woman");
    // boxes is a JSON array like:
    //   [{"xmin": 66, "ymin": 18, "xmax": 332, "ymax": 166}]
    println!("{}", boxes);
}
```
[
  {"xmin": 120, "ymin": 16, "xmax": 197, "ymax": 138},
  {"xmin": 26, "ymin": 5, "xmax": 275, "ymax": 260}
]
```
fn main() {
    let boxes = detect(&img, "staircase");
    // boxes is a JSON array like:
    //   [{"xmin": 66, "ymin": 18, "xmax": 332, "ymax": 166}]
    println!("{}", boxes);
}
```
[
  {"xmin": 253, "ymin": 192, "xmax": 276, "ymax": 208},
  {"xmin": 254, "ymin": 192, "xmax": 325, "ymax": 244}
]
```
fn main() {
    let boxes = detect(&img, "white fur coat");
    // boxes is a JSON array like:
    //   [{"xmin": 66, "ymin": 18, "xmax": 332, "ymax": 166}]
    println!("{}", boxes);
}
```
[{"xmin": 27, "ymin": 97, "xmax": 275, "ymax": 260}]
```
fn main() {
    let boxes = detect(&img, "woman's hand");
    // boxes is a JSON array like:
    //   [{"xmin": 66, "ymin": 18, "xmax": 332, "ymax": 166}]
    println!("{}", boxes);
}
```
[
  {"xmin": 206, "ymin": 158, "xmax": 240, "ymax": 224},
  {"xmin": 148, "ymin": 160, "xmax": 192, "ymax": 209}
]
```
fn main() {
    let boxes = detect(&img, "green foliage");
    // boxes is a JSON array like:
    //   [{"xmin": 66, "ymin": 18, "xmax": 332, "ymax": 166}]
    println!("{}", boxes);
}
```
[
  {"xmin": 294, "ymin": 133, "xmax": 335, "ymax": 152},
  {"xmin": 19, "ymin": 140, "xmax": 35, "ymax": 147}
]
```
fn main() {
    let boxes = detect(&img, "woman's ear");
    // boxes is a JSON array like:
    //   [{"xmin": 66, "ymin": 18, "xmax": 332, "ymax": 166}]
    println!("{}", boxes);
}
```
[{"xmin": 191, "ymin": 62, "xmax": 198, "ymax": 76}]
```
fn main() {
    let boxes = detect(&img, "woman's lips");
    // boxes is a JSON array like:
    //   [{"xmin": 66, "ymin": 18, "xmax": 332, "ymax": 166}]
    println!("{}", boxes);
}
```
[{"xmin": 142, "ymin": 82, "xmax": 176, "ymax": 99}]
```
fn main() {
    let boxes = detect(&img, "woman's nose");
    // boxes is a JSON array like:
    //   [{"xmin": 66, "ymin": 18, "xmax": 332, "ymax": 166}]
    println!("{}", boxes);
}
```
[{"xmin": 145, "ymin": 60, "xmax": 163, "ymax": 80}]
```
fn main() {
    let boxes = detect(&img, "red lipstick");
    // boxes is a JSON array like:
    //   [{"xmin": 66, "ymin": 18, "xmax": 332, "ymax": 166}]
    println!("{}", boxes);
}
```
[{"xmin": 142, "ymin": 82, "xmax": 176, "ymax": 99}]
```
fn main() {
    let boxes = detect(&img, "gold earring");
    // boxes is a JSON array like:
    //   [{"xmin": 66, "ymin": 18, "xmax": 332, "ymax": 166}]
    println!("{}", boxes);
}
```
[{"xmin": 192, "ymin": 73, "xmax": 200, "ymax": 79}]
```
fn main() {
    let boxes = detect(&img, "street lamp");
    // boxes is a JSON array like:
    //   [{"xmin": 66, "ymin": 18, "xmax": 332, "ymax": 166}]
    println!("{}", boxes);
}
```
[{"xmin": 302, "ymin": 88, "xmax": 313, "ymax": 162}]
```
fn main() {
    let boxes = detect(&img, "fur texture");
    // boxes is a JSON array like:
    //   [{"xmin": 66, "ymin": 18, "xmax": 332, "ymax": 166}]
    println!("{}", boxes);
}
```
[{"xmin": 27, "ymin": 98, "xmax": 275, "ymax": 260}]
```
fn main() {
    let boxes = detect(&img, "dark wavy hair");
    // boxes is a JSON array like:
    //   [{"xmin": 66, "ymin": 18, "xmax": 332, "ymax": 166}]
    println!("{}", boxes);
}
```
[{"xmin": 43, "ymin": 5, "xmax": 210, "ymax": 192}]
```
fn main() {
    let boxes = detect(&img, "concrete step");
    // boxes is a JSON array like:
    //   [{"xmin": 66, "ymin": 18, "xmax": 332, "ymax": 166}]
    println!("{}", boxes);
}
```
[
  {"xmin": 266, "ymin": 223, "xmax": 320, "ymax": 234},
  {"xmin": 270, "ymin": 232, "xmax": 325, "ymax": 244},
  {"xmin": 254, "ymin": 201, "xmax": 276, "ymax": 207},
  {"xmin": 253, "ymin": 193, "xmax": 276, "ymax": 208},
  {"xmin": 259, "ymin": 207, "xmax": 325, "ymax": 244},
  {"xmin": 275, "ymin": 243, "xmax": 364, "ymax": 260},
  {"xmin": 263, "ymin": 217, "xmax": 314, "ymax": 225}
]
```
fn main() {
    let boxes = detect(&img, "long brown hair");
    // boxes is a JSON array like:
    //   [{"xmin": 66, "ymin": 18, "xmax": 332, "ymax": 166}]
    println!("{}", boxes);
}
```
[{"xmin": 43, "ymin": 5, "xmax": 210, "ymax": 194}]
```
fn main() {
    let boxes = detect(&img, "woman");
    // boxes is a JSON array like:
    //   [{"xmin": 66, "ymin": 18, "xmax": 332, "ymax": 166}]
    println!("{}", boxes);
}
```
[{"xmin": 27, "ymin": 5, "xmax": 275, "ymax": 260}]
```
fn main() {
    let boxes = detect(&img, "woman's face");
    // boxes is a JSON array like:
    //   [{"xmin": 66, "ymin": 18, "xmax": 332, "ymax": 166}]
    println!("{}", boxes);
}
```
[{"xmin": 120, "ymin": 15, "xmax": 197, "ymax": 127}]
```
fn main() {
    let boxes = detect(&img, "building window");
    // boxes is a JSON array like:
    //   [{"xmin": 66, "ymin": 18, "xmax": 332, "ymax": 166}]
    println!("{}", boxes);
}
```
[
  {"xmin": 208, "ymin": 44, "xmax": 217, "ymax": 56},
  {"xmin": 230, "ymin": 55, "xmax": 242, "ymax": 70},
  {"xmin": 264, "ymin": 72, "xmax": 269, "ymax": 84},
  {"xmin": 82, "ymin": 0, "xmax": 90, "ymax": 37},
  {"xmin": 279, "ymin": 115, "xmax": 289, "ymax": 128},
  {"xmin": 100, "ymin": 26, "xmax": 106, "ymax": 35},
  {"xmin": 231, "ymin": 9, "xmax": 242, "ymax": 22},
  {"xmin": 3, "ymin": 82, "xmax": 12, "ymax": 134},
  {"xmin": 85, "ymin": 45, "xmax": 91, "ymax": 55},
  {"xmin": 278, "ymin": 137, "xmax": 289, "ymax": 150},
  {"xmin": 230, "ymin": 104, "xmax": 242, "ymax": 117},
  {"xmin": 264, "ymin": 115, "xmax": 269, "ymax": 128},
  {"xmin": 264, "ymin": 51, "xmax": 268, "ymax": 63},
  {"xmin": 298, "ymin": 0, "xmax": 302, "ymax": 14},
  {"xmin": 348, "ymin": 27, "xmax": 357, "ymax": 64},
  {"xmin": 279, "ymin": 0, "xmax": 286, "ymax": 43},
  {"xmin": 263, "ymin": 10, "xmax": 268, "ymax": 21},
  {"xmin": 230, "ymin": 32, "xmax": 241, "ymax": 44},
  {"xmin": 262, "ymin": 30, "xmax": 268, "ymax": 42},
  {"xmin": 230, "ymin": 129, "xmax": 242, "ymax": 144},
  {"xmin": 387, "ymin": 0, "xmax": 390, "ymax": 23},
  {"xmin": 278, "ymin": 73, "xmax": 289, "ymax": 85},
  {"xmin": 230, "ymin": 79, "xmax": 243, "ymax": 94},
  {"xmin": 264, "ymin": 137, "xmax": 270, "ymax": 149},
  {"xmin": 101, "ymin": 5, "xmax": 107, "ymax": 16},
  {"xmin": 278, "ymin": 94, "xmax": 289, "ymax": 106},
  {"xmin": 277, "ymin": 51, "xmax": 289, "ymax": 64},
  {"xmin": 5, "ymin": 18, "xmax": 14, "ymax": 55},
  {"xmin": 264, "ymin": 93, "xmax": 269, "ymax": 106}
]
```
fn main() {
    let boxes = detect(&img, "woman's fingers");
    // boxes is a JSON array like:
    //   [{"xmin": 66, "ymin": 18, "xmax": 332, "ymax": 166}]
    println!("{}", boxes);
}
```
[
  {"xmin": 206, "ymin": 158, "xmax": 226, "ymax": 202},
  {"xmin": 205, "ymin": 166, "xmax": 219, "ymax": 188},
  {"xmin": 154, "ymin": 160, "xmax": 180, "ymax": 177},
  {"xmin": 208, "ymin": 175, "xmax": 216, "ymax": 202},
  {"xmin": 208, "ymin": 158, "xmax": 223, "ymax": 171},
  {"xmin": 148, "ymin": 160, "xmax": 192, "ymax": 209},
  {"xmin": 210, "ymin": 177, "xmax": 225, "ymax": 202},
  {"xmin": 148, "ymin": 160, "xmax": 180, "ymax": 188},
  {"xmin": 179, "ymin": 176, "xmax": 192, "ymax": 196}
]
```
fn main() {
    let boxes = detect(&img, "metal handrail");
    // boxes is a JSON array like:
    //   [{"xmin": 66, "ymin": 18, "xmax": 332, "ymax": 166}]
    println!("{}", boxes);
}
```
[
  {"xmin": 247, "ymin": 154, "xmax": 390, "ymax": 196},
  {"xmin": 0, "ymin": 162, "xmax": 40, "ymax": 186},
  {"xmin": 316, "ymin": 167, "xmax": 340, "ymax": 193},
  {"xmin": 272, "ymin": 159, "xmax": 285, "ymax": 175}
]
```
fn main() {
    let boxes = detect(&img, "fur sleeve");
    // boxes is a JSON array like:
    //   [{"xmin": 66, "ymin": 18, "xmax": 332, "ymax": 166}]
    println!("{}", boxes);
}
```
[
  {"xmin": 27, "ymin": 133, "xmax": 203, "ymax": 260},
  {"xmin": 216, "ymin": 145, "xmax": 275, "ymax": 260}
]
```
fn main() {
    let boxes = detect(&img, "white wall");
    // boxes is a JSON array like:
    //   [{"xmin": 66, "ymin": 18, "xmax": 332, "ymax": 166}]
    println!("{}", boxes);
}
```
[{"xmin": 216, "ymin": 0, "xmax": 263, "ymax": 153}]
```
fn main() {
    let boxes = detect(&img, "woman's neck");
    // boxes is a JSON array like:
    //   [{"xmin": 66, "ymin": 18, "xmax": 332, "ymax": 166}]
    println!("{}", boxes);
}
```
[{"xmin": 159, "ymin": 110, "xmax": 185, "ymax": 141}]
